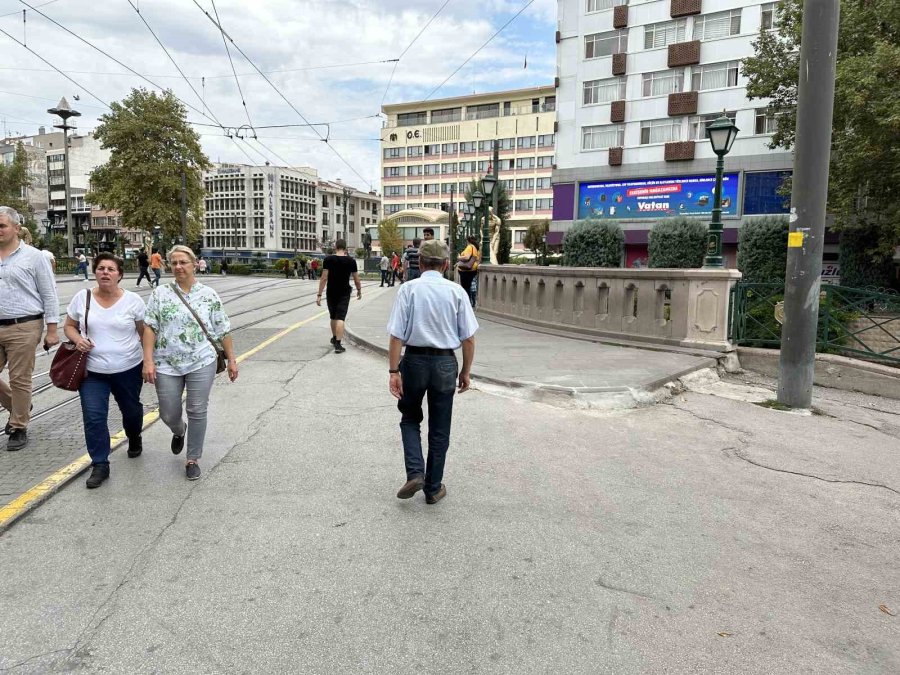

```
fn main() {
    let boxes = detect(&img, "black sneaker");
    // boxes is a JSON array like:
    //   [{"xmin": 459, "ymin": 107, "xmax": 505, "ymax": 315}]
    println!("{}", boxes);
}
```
[
  {"xmin": 6, "ymin": 428, "xmax": 27, "ymax": 451},
  {"xmin": 186, "ymin": 462, "xmax": 201, "ymax": 481},
  {"xmin": 330, "ymin": 336, "xmax": 337, "ymax": 346},
  {"xmin": 126, "ymin": 435, "xmax": 143, "ymax": 458},
  {"xmin": 171, "ymin": 433, "xmax": 185, "ymax": 455},
  {"xmin": 86, "ymin": 464, "xmax": 110, "ymax": 489},
  {"xmin": 334, "ymin": 342, "xmax": 346, "ymax": 354}
]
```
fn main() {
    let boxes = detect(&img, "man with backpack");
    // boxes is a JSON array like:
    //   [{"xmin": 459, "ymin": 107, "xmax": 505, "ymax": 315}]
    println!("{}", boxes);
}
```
[{"xmin": 402, "ymin": 238, "xmax": 421, "ymax": 282}]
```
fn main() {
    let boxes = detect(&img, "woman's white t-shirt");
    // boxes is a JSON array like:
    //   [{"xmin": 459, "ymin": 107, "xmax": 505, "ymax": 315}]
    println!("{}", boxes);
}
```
[{"xmin": 66, "ymin": 289, "xmax": 146, "ymax": 374}]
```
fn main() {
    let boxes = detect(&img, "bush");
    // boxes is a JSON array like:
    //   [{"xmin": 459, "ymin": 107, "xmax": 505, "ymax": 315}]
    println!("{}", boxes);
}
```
[
  {"xmin": 839, "ymin": 223, "xmax": 896, "ymax": 289},
  {"xmin": 648, "ymin": 217, "xmax": 707, "ymax": 268},
  {"xmin": 562, "ymin": 220, "xmax": 623, "ymax": 267},
  {"xmin": 737, "ymin": 216, "xmax": 789, "ymax": 282},
  {"xmin": 228, "ymin": 263, "xmax": 251, "ymax": 275}
]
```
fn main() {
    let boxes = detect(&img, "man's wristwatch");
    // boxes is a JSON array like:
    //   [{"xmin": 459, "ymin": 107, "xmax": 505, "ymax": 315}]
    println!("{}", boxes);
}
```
[{"xmin": 389, "ymin": 369, "xmax": 400, "ymax": 374}]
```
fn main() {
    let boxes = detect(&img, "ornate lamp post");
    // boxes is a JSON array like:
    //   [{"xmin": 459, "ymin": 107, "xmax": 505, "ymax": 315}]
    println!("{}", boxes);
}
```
[
  {"xmin": 702, "ymin": 114, "xmax": 739, "ymax": 269},
  {"xmin": 47, "ymin": 97, "xmax": 80, "ymax": 257},
  {"xmin": 480, "ymin": 173, "xmax": 497, "ymax": 267}
]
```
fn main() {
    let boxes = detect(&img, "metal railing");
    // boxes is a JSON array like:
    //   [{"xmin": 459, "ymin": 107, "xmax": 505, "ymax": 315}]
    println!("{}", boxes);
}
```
[{"xmin": 729, "ymin": 282, "xmax": 900, "ymax": 365}]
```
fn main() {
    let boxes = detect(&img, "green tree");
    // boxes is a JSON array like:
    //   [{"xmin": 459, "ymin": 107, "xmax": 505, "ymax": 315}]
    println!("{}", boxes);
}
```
[
  {"xmin": 378, "ymin": 219, "xmax": 403, "ymax": 256},
  {"xmin": 0, "ymin": 142, "xmax": 32, "ymax": 219},
  {"xmin": 523, "ymin": 219, "xmax": 549, "ymax": 263},
  {"xmin": 737, "ymin": 216, "xmax": 789, "ymax": 282},
  {"xmin": 742, "ymin": 0, "xmax": 900, "ymax": 275},
  {"xmin": 88, "ymin": 88, "xmax": 210, "ymax": 245}
]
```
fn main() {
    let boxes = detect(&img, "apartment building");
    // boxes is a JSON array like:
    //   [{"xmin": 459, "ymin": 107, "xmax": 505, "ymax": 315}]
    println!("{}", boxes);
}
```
[
  {"xmin": 553, "ymin": 0, "xmax": 798, "ymax": 267},
  {"xmin": 201, "ymin": 163, "xmax": 319, "ymax": 260},
  {"xmin": 317, "ymin": 180, "xmax": 381, "ymax": 251},
  {"xmin": 380, "ymin": 86, "xmax": 557, "ymax": 250}
]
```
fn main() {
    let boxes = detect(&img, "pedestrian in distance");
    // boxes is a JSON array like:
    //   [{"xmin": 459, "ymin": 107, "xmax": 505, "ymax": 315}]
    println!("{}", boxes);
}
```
[
  {"xmin": 198, "ymin": 257, "xmax": 208, "ymax": 275},
  {"xmin": 283, "ymin": 259, "xmax": 293, "ymax": 280},
  {"xmin": 136, "ymin": 248, "xmax": 152, "ymax": 287},
  {"xmin": 64, "ymin": 253, "xmax": 146, "ymax": 489},
  {"xmin": 220, "ymin": 258, "xmax": 229, "ymax": 276},
  {"xmin": 379, "ymin": 253, "xmax": 390, "ymax": 287},
  {"xmin": 390, "ymin": 252, "xmax": 400, "ymax": 286},
  {"xmin": 142, "ymin": 245, "xmax": 238, "ymax": 481},
  {"xmin": 75, "ymin": 251, "xmax": 89, "ymax": 281},
  {"xmin": 457, "ymin": 235, "xmax": 480, "ymax": 308},
  {"xmin": 310, "ymin": 257, "xmax": 319, "ymax": 279},
  {"xmin": 299, "ymin": 258, "xmax": 308, "ymax": 280},
  {"xmin": 387, "ymin": 239, "xmax": 478, "ymax": 505},
  {"xmin": 403, "ymin": 238, "xmax": 422, "ymax": 283},
  {"xmin": 422, "ymin": 227, "xmax": 435, "ymax": 242},
  {"xmin": 316, "ymin": 239, "xmax": 361, "ymax": 354},
  {"xmin": 149, "ymin": 247, "xmax": 164, "ymax": 287},
  {"xmin": 0, "ymin": 205, "xmax": 60, "ymax": 451}
]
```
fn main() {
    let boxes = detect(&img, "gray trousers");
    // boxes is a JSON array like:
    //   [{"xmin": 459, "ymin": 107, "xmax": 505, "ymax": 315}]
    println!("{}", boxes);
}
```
[{"xmin": 154, "ymin": 360, "xmax": 216, "ymax": 461}]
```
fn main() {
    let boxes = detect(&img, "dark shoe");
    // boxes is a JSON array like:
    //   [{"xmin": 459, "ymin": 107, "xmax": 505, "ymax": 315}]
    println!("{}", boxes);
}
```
[
  {"xmin": 126, "ymin": 435, "xmax": 143, "ymax": 458},
  {"xmin": 330, "ymin": 336, "xmax": 337, "ymax": 346},
  {"xmin": 186, "ymin": 462, "xmax": 201, "ymax": 481},
  {"xmin": 396, "ymin": 476, "xmax": 424, "ymax": 499},
  {"xmin": 5, "ymin": 404, "xmax": 32, "ymax": 434},
  {"xmin": 334, "ymin": 341, "xmax": 346, "ymax": 354},
  {"xmin": 86, "ymin": 464, "xmax": 110, "ymax": 489},
  {"xmin": 425, "ymin": 484, "xmax": 447, "ymax": 505},
  {"xmin": 6, "ymin": 428, "xmax": 27, "ymax": 451},
  {"xmin": 171, "ymin": 433, "xmax": 185, "ymax": 455}
]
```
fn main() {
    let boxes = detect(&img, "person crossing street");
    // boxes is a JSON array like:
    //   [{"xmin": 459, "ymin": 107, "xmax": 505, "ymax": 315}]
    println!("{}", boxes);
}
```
[{"xmin": 316, "ymin": 239, "xmax": 361, "ymax": 354}]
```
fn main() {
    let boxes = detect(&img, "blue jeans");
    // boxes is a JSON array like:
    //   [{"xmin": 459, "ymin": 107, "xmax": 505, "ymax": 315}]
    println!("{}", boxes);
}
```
[
  {"xmin": 380, "ymin": 269, "xmax": 390, "ymax": 286},
  {"xmin": 398, "ymin": 354, "xmax": 458, "ymax": 496},
  {"xmin": 152, "ymin": 268, "xmax": 161, "ymax": 286},
  {"xmin": 406, "ymin": 268, "xmax": 420, "ymax": 282},
  {"xmin": 76, "ymin": 262, "xmax": 88, "ymax": 279},
  {"xmin": 79, "ymin": 363, "xmax": 144, "ymax": 466}
]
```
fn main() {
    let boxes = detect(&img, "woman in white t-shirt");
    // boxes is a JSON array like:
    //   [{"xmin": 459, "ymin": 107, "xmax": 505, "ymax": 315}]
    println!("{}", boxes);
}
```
[{"xmin": 64, "ymin": 252, "xmax": 146, "ymax": 489}]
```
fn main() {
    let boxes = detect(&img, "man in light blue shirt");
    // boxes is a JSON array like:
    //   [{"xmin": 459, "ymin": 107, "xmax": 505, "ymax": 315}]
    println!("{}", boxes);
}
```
[{"xmin": 387, "ymin": 239, "xmax": 478, "ymax": 505}]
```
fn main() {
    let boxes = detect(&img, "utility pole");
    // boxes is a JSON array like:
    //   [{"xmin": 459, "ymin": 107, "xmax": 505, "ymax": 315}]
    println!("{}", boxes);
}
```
[
  {"xmin": 47, "ymin": 98, "xmax": 80, "ymax": 257},
  {"xmin": 342, "ymin": 186, "xmax": 352, "ymax": 247},
  {"xmin": 777, "ymin": 0, "xmax": 841, "ymax": 409},
  {"xmin": 180, "ymin": 171, "xmax": 188, "ymax": 245}
]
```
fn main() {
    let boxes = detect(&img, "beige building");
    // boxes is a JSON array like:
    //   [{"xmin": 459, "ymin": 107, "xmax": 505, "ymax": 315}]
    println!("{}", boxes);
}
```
[
  {"xmin": 379, "ymin": 85, "xmax": 556, "ymax": 251},
  {"xmin": 317, "ymin": 180, "xmax": 381, "ymax": 251}
]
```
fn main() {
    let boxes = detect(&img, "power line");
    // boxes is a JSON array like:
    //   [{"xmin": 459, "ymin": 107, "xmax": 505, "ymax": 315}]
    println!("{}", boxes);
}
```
[
  {"xmin": 0, "ymin": 89, "xmax": 106, "ymax": 110},
  {"xmin": 188, "ymin": 114, "xmax": 381, "ymax": 130},
  {"xmin": 381, "ymin": 0, "xmax": 452, "ymax": 107},
  {"xmin": 208, "ymin": 0, "xmax": 254, "ymax": 130},
  {"xmin": 0, "ymin": 0, "xmax": 59, "ymax": 19},
  {"xmin": 424, "ymin": 0, "xmax": 535, "ymax": 101}
]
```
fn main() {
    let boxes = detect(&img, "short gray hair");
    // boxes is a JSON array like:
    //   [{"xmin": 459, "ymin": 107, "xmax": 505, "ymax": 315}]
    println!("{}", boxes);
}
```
[
  {"xmin": 166, "ymin": 245, "xmax": 197, "ymax": 264},
  {"xmin": 0, "ymin": 206, "xmax": 22, "ymax": 226}
]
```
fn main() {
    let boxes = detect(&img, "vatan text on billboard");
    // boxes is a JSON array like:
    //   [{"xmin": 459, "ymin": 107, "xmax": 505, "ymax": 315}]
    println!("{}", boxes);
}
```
[{"xmin": 577, "ymin": 174, "xmax": 740, "ymax": 221}]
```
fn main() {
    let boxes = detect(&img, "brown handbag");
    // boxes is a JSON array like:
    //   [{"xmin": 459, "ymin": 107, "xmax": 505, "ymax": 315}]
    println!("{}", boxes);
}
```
[
  {"xmin": 171, "ymin": 284, "xmax": 227, "ymax": 374},
  {"xmin": 50, "ymin": 289, "xmax": 91, "ymax": 391}
]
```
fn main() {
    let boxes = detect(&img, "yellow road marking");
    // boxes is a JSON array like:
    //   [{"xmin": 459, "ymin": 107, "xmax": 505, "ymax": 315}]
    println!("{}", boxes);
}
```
[{"xmin": 0, "ymin": 306, "xmax": 334, "ymax": 533}]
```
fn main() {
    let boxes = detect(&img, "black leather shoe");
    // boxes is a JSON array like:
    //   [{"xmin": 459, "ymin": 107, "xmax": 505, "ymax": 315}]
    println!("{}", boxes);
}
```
[
  {"xmin": 86, "ymin": 464, "xmax": 110, "ymax": 489},
  {"xmin": 425, "ymin": 484, "xmax": 447, "ymax": 504},
  {"xmin": 171, "ymin": 433, "xmax": 185, "ymax": 455},
  {"xmin": 6, "ymin": 428, "xmax": 27, "ymax": 451},
  {"xmin": 127, "ymin": 435, "xmax": 143, "ymax": 458},
  {"xmin": 396, "ymin": 476, "xmax": 424, "ymax": 499}
]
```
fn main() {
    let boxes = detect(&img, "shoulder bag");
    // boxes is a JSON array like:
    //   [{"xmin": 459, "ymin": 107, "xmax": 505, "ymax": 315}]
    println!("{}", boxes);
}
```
[
  {"xmin": 171, "ymin": 284, "xmax": 227, "ymax": 374},
  {"xmin": 50, "ymin": 289, "xmax": 91, "ymax": 391},
  {"xmin": 457, "ymin": 247, "xmax": 478, "ymax": 272}
]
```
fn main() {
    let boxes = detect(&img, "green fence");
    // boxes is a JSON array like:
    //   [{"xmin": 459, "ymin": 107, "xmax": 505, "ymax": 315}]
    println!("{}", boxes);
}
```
[{"xmin": 729, "ymin": 283, "xmax": 900, "ymax": 365}]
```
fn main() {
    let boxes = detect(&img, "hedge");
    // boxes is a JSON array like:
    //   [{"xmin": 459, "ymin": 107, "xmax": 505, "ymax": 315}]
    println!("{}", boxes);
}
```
[
  {"xmin": 737, "ymin": 216, "xmax": 789, "ymax": 283},
  {"xmin": 839, "ymin": 223, "xmax": 896, "ymax": 289},
  {"xmin": 562, "ymin": 220, "xmax": 623, "ymax": 267},
  {"xmin": 648, "ymin": 217, "xmax": 707, "ymax": 268}
]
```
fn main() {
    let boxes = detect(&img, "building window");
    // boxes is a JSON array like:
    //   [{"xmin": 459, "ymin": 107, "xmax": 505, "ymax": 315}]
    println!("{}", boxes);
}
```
[
  {"xmin": 383, "ymin": 148, "xmax": 402, "ymax": 159},
  {"xmin": 516, "ymin": 178, "xmax": 535, "ymax": 190},
  {"xmin": 459, "ymin": 161, "xmax": 476, "ymax": 173},
  {"xmin": 407, "ymin": 165, "xmax": 423, "ymax": 176},
  {"xmin": 535, "ymin": 198, "xmax": 552, "ymax": 210},
  {"xmin": 498, "ymin": 137, "xmax": 516, "ymax": 150},
  {"xmin": 407, "ymin": 146, "xmax": 423, "ymax": 157},
  {"xmin": 424, "ymin": 144, "xmax": 441, "ymax": 156},
  {"xmin": 760, "ymin": 2, "xmax": 779, "ymax": 31},
  {"xmin": 693, "ymin": 9, "xmax": 742, "ymax": 41},
  {"xmin": 644, "ymin": 19, "xmax": 686, "ymax": 49},
  {"xmin": 586, "ymin": 0, "xmax": 626, "ymax": 12},
  {"xmin": 407, "ymin": 185, "xmax": 422, "ymax": 196},
  {"xmin": 386, "ymin": 204, "xmax": 403, "ymax": 215},
  {"xmin": 755, "ymin": 108, "xmax": 785, "ymax": 134},
  {"xmin": 538, "ymin": 134, "xmax": 555, "ymax": 147},
  {"xmin": 441, "ymin": 183, "xmax": 456, "ymax": 194},
  {"xmin": 536, "ymin": 177, "xmax": 552, "ymax": 190},
  {"xmin": 514, "ymin": 230, "xmax": 526, "ymax": 244},
  {"xmin": 582, "ymin": 124, "xmax": 624, "ymax": 150},
  {"xmin": 514, "ymin": 199, "xmax": 534, "ymax": 211},
  {"xmin": 516, "ymin": 157, "xmax": 536, "ymax": 170},
  {"xmin": 691, "ymin": 61, "xmax": 740, "ymax": 90},
  {"xmin": 466, "ymin": 103, "xmax": 500, "ymax": 120},
  {"xmin": 386, "ymin": 186, "xmax": 404, "ymax": 197},
  {"xmin": 424, "ymin": 163, "xmax": 440, "ymax": 175},
  {"xmin": 583, "ymin": 77, "xmax": 626, "ymax": 106},
  {"xmin": 537, "ymin": 155, "xmax": 554, "ymax": 169},
  {"xmin": 384, "ymin": 166, "xmax": 405, "ymax": 178},
  {"xmin": 690, "ymin": 111, "xmax": 737, "ymax": 139},
  {"xmin": 584, "ymin": 30, "xmax": 628, "ymax": 59},
  {"xmin": 640, "ymin": 118, "xmax": 684, "ymax": 145},
  {"xmin": 441, "ymin": 163, "xmax": 458, "ymax": 174},
  {"xmin": 321, "ymin": 194, "xmax": 329, "ymax": 207},
  {"xmin": 478, "ymin": 140, "xmax": 493, "ymax": 152},
  {"xmin": 397, "ymin": 111, "xmax": 427, "ymax": 127},
  {"xmin": 424, "ymin": 183, "xmax": 440, "ymax": 195},
  {"xmin": 431, "ymin": 107, "xmax": 461, "ymax": 123},
  {"xmin": 460, "ymin": 141, "xmax": 477, "ymax": 153},
  {"xmin": 441, "ymin": 142, "xmax": 458, "ymax": 154},
  {"xmin": 642, "ymin": 69, "xmax": 684, "ymax": 97},
  {"xmin": 517, "ymin": 136, "xmax": 536, "ymax": 149}
]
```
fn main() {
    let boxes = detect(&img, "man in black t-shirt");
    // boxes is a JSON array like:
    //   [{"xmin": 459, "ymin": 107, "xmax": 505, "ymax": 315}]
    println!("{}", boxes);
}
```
[
  {"xmin": 136, "ymin": 248, "xmax": 152, "ymax": 287},
  {"xmin": 316, "ymin": 239, "xmax": 361, "ymax": 354}
]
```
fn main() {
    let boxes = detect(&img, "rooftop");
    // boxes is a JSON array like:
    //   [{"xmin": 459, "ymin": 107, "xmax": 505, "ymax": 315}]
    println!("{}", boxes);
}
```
[{"xmin": 382, "ymin": 84, "xmax": 556, "ymax": 115}]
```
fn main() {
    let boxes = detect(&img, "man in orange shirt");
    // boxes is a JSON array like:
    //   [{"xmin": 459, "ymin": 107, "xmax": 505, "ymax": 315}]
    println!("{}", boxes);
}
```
[{"xmin": 150, "ymin": 247, "xmax": 163, "ymax": 287}]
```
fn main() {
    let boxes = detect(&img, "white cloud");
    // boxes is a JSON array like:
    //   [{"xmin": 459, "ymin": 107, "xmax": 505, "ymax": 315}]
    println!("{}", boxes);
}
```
[{"xmin": 0, "ymin": 0, "xmax": 555, "ymax": 190}]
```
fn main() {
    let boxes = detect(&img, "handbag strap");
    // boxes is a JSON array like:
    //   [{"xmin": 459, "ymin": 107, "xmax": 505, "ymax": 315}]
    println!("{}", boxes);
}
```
[
  {"xmin": 170, "ymin": 284, "xmax": 222, "ymax": 353},
  {"xmin": 83, "ymin": 288, "xmax": 91, "ymax": 336}
]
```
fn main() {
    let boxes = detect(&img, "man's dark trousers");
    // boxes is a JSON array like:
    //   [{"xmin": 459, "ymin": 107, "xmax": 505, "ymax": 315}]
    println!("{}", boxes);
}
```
[
  {"xmin": 380, "ymin": 269, "xmax": 390, "ymax": 286},
  {"xmin": 136, "ymin": 266, "xmax": 152, "ymax": 286},
  {"xmin": 398, "ymin": 353, "xmax": 457, "ymax": 497}
]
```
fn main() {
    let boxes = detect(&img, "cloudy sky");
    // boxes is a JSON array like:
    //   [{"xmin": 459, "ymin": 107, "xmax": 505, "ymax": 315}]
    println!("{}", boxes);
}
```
[{"xmin": 0, "ymin": 0, "xmax": 556, "ymax": 191}]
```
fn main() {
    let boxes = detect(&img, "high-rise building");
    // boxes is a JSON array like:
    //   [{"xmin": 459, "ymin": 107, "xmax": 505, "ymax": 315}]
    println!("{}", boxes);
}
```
[
  {"xmin": 552, "ymin": 0, "xmax": 799, "ymax": 267},
  {"xmin": 380, "ymin": 86, "xmax": 557, "ymax": 251}
]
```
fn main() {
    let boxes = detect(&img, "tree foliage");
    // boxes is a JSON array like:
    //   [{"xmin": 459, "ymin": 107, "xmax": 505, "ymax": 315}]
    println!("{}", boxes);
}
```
[
  {"xmin": 88, "ymin": 88, "xmax": 210, "ymax": 244},
  {"xmin": 523, "ymin": 219, "xmax": 549, "ymax": 263},
  {"xmin": 736, "ymin": 216, "xmax": 789, "ymax": 283},
  {"xmin": 378, "ymin": 219, "xmax": 403, "ymax": 256},
  {"xmin": 838, "ymin": 222, "xmax": 896, "ymax": 289},
  {"xmin": 648, "ymin": 217, "xmax": 707, "ymax": 268},
  {"xmin": 0, "ymin": 142, "xmax": 31, "ymax": 219},
  {"xmin": 742, "ymin": 0, "xmax": 900, "ymax": 261},
  {"xmin": 562, "ymin": 220, "xmax": 623, "ymax": 268}
]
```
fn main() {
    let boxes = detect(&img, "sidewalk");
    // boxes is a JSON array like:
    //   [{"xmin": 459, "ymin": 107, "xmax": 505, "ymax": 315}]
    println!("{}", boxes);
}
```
[{"xmin": 345, "ymin": 287, "xmax": 718, "ymax": 408}]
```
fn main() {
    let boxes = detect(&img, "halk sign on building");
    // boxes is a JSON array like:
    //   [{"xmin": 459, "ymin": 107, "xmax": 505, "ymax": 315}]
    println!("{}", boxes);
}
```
[{"xmin": 577, "ymin": 174, "xmax": 740, "ymax": 221}]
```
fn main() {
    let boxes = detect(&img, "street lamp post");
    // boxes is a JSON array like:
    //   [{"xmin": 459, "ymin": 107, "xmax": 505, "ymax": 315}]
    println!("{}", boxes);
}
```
[
  {"xmin": 47, "ymin": 97, "xmax": 80, "ymax": 258},
  {"xmin": 702, "ymin": 114, "xmax": 739, "ymax": 269},
  {"xmin": 481, "ymin": 173, "xmax": 497, "ymax": 268},
  {"xmin": 40, "ymin": 218, "xmax": 50, "ymax": 248}
]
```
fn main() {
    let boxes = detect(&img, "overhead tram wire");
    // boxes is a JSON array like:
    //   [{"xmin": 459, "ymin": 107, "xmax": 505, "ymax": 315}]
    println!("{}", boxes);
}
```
[
  {"xmin": 0, "ymin": 0, "xmax": 59, "ymax": 19},
  {"xmin": 191, "ymin": 0, "xmax": 373, "ymax": 190},
  {"xmin": 380, "ymin": 0, "xmax": 453, "ymax": 107},
  {"xmin": 424, "ymin": 0, "xmax": 535, "ymax": 101},
  {"xmin": 209, "ymin": 0, "xmax": 253, "ymax": 130}
]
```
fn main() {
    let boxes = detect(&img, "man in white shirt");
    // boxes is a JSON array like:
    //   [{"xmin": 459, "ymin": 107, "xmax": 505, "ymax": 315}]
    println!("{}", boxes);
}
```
[
  {"xmin": 386, "ymin": 240, "xmax": 478, "ymax": 505},
  {"xmin": 0, "ymin": 206, "xmax": 60, "ymax": 450},
  {"xmin": 379, "ymin": 254, "xmax": 389, "ymax": 287}
]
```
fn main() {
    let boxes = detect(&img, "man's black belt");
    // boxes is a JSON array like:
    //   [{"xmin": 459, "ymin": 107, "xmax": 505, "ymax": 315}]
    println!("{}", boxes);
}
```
[
  {"xmin": 0, "ymin": 314, "xmax": 43, "ymax": 326},
  {"xmin": 405, "ymin": 346, "xmax": 455, "ymax": 356}
]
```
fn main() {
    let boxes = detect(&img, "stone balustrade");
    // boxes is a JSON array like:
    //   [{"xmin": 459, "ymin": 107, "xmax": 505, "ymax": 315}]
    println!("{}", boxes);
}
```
[{"xmin": 476, "ymin": 265, "xmax": 742, "ymax": 352}]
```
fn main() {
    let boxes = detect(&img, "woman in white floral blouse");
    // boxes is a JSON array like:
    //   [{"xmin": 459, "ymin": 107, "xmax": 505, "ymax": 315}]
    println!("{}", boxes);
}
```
[{"xmin": 142, "ymin": 245, "xmax": 238, "ymax": 481}]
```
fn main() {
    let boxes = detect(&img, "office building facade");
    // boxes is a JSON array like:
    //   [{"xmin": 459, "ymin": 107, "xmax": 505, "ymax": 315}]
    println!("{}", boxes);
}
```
[{"xmin": 317, "ymin": 180, "xmax": 381, "ymax": 252}]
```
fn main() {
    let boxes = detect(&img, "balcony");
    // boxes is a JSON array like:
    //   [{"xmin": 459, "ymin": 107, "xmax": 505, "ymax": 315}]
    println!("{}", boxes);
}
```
[
  {"xmin": 612, "ymin": 53, "xmax": 627, "ymax": 76},
  {"xmin": 384, "ymin": 102, "xmax": 556, "ymax": 128},
  {"xmin": 664, "ymin": 141, "xmax": 696, "ymax": 161},
  {"xmin": 610, "ymin": 100, "xmax": 626, "ymax": 124},
  {"xmin": 668, "ymin": 91, "xmax": 698, "ymax": 116},
  {"xmin": 668, "ymin": 40, "xmax": 701, "ymax": 68}
]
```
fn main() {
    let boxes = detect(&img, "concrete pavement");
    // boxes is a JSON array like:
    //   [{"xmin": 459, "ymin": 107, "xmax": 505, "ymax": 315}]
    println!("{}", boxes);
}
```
[{"xmin": 0, "ymin": 292, "xmax": 898, "ymax": 674}]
